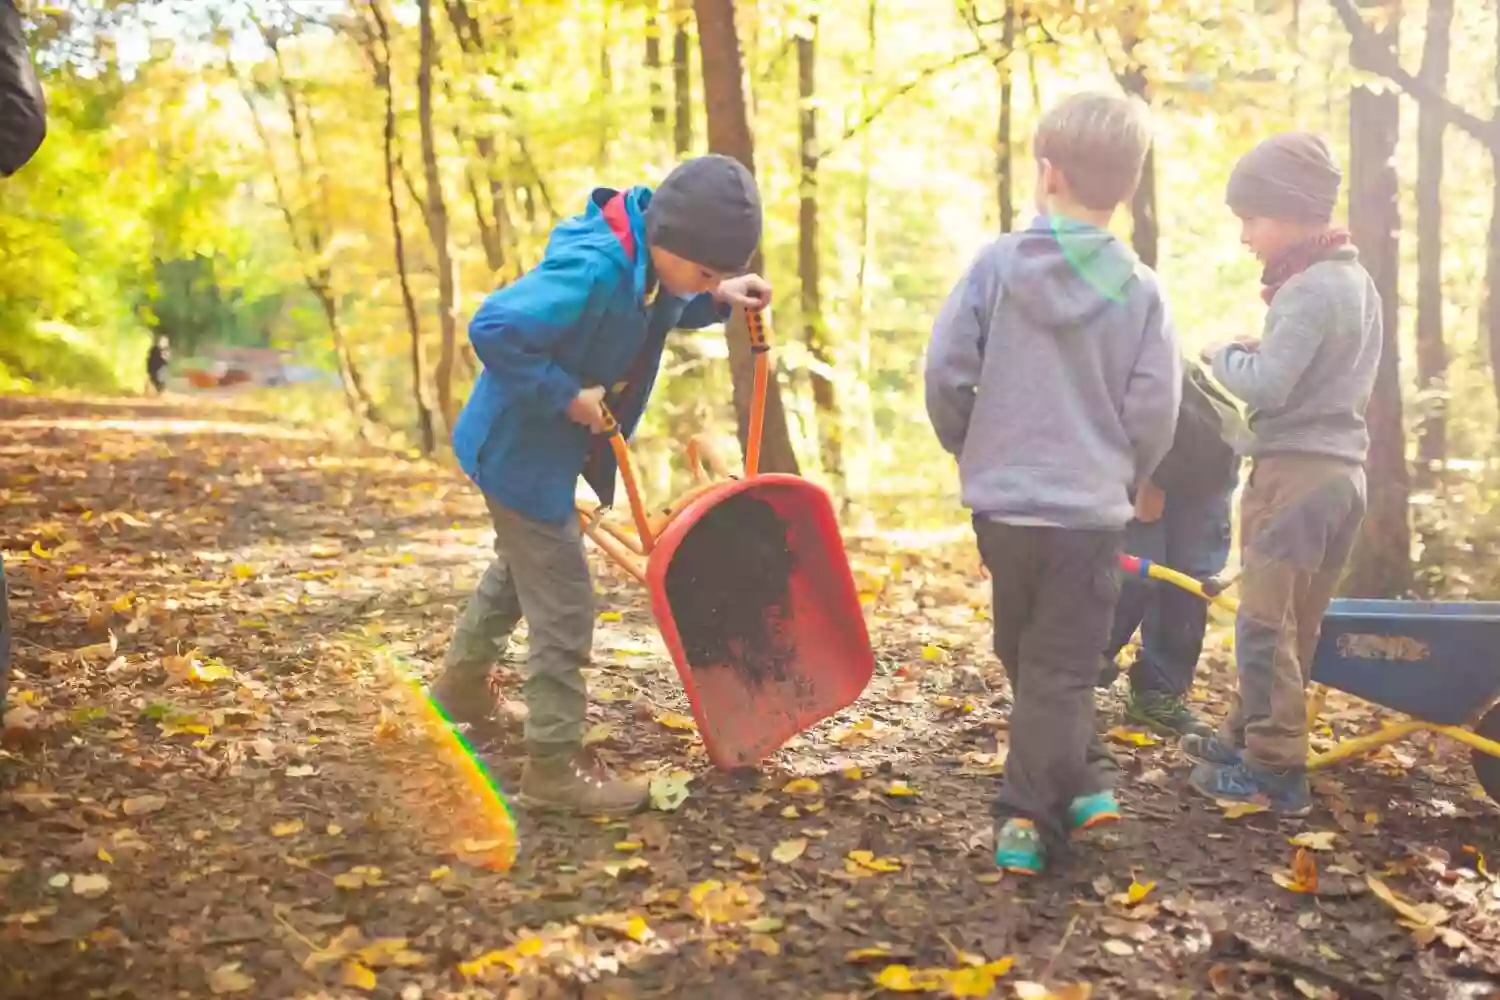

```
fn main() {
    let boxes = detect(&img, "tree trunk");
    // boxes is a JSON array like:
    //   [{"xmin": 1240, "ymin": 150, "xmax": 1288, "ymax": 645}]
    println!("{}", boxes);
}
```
[
  {"xmin": 367, "ymin": 0, "xmax": 435, "ymax": 455},
  {"xmin": 996, "ymin": 0, "xmax": 1015, "ymax": 232},
  {"xmin": 1117, "ymin": 57, "xmax": 1158, "ymax": 267},
  {"xmin": 418, "ymin": 0, "xmax": 461, "ymax": 438},
  {"xmin": 851, "ymin": 0, "xmax": 877, "ymax": 499},
  {"xmin": 646, "ymin": 0, "xmax": 668, "ymax": 145},
  {"xmin": 1346, "ymin": 0, "xmax": 1411, "ymax": 598},
  {"xmin": 799, "ymin": 15, "xmax": 839, "ymax": 486},
  {"xmin": 597, "ymin": 0, "xmax": 613, "ymax": 167},
  {"xmin": 672, "ymin": 0, "xmax": 693, "ymax": 156},
  {"xmin": 1414, "ymin": 0, "xmax": 1453, "ymax": 477},
  {"xmin": 440, "ymin": 0, "xmax": 513, "ymax": 277},
  {"xmin": 229, "ymin": 46, "xmax": 381, "ymax": 434},
  {"xmin": 1488, "ymin": 13, "xmax": 1500, "ymax": 430},
  {"xmin": 694, "ymin": 0, "xmax": 799, "ymax": 475}
]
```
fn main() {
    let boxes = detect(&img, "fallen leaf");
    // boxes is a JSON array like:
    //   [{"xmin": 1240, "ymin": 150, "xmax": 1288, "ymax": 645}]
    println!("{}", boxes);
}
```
[
  {"xmin": 1365, "ymin": 874, "xmax": 1451, "ymax": 933},
  {"xmin": 782, "ymin": 777, "xmax": 821, "ymax": 796},
  {"xmin": 614, "ymin": 841, "xmax": 642, "ymax": 852},
  {"xmin": 208, "ymin": 963, "xmax": 254, "ymax": 994},
  {"xmin": 271, "ymin": 819, "xmax": 304, "ymax": 838},
  {"xmin": 333, "ymin": 866, "xmax": 386, "ymax": 890},
  {"xmin": 846, "ymin": 850, "xmax": 902, "ymax": 874},
  {"xmin": 842, "ymin": 766, "xmax": 865, "ymax": 780},
  {"xmin": 771, "ymin": 838, "xmax": 808, "ymax": 864},
  {"xmin": 780, "ymin": 806, "xmax": 800, "ymax": 819},
  {"xmin": 846, "ymin": 944, "xmax": 901, "ymax": 963},
  {"xmin": 598, "ymin": 611, "xmax": 623, "ymax": 622},
  {"xmin": 583, "ymin": 722, "xmax": 615, "ymax": 746},
  {"xmin": 1219, "ymin": 800, "xmax": 1270, "ymax": 820},
  {"xmin": 734, "ymin": 845, "xmax": 761, "ymax": 867},
  {"xmin": 649, "ymin": 771, "xmax": 692, "ymax": 812},
  {"xmin": 874, "ymin": 964, "xmax": 947, "ymax": 992},
  {"xmin": 654, "ymin": 712, "xmax": 697, "ymax": 731},
  {"xmin": 1106, "ymin": 726, "xmax": 1160, "ymax": 747},
  {"xmin": 285, "ymin": 765, "xmax": 317, "ymax": 778},
  {"xmin": 885, "ymin": 780, "xmax": 918, "ymax": 797},
  {"xmin": 1111, "ymin": 877, "xmax": 1155, "ymax": 907},
  {"xmin": 1014, "ymin": 983, "xmax": 1092, "ymax": 1000},
  {"xmin": 1102, "ymin": 939, "xmax": 1134, "ymax": 956},
  {"xmin": 921, "ymin": 644, "xmax": 947, "ymax": 662},
  {"xmin": 96, "ymin": 847, "xmax": 113, "ymax": 864},
  {"xmin": 602, "ymin": 856, "xmax": 651, "ymax": 878},
  {"xmin": 71, "ymin": 873, "xmax": 110, "ymax": 899},
  {"xmin": 122, "ymin": 794, "xmax": 167, "ymax": 817},
  {"xmin": 341, "ymin": 961, "xmax": 377, "ymax": 991},
  {"xmin": 745, "ymin": 917, "xmax": 784, "ymax": 933},
  {"xmin": 577, "ymin": 912, "xmax": 653, "ymax": 942},
  {"xmin": 1273, "ymin": 848, "xmax": 1319, "ymax": 894},
  {"xmin": 1290, "ymin": 831, "xmax": 1338, "ymax": 852}
]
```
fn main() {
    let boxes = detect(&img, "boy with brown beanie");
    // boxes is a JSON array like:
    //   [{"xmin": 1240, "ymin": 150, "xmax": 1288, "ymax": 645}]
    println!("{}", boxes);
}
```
[
  {"xmin": 926, "ymin": 92, "xmax": 1180, "ymax": 874},
  {"xmin": 431, "ymin": 155, "xmax": 771, "ymax": 816},
  {"xmin": 1184, "ymin": 132, "xmax": 1381, "ymax": 813}
]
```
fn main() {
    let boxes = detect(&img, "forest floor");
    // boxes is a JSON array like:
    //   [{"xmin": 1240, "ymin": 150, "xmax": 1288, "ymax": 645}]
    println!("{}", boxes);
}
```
[{"xmin": 1, "ymin": 394, "xmax": 1498, "ymax": 1000}]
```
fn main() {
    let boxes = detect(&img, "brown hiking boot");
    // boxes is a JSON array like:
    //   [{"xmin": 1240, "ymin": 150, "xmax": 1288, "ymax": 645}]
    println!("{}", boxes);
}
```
[
  {"xmin": 428, "ymin": 670, "xmax": 500, "ymax": 729},
  {"xmin": 519, "ymin": 750, "xmax": 649, "ymax": 816}
]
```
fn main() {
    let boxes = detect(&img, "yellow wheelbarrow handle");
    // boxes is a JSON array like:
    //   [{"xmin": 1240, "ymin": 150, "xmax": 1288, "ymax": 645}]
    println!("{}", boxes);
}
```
[{"xmin": 1118, "ymin": 554, "xmax": 1241, "ymax": 614}]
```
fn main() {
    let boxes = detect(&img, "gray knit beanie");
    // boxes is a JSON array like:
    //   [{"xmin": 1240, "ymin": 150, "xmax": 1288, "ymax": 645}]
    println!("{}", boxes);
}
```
[
  {"xmin": 1226, "ymin": 132, "xmax": 1342, "ymax": 223},
  {"xmin": 646, "ymin": 154, "xmax": 762, "ymax": 274}
]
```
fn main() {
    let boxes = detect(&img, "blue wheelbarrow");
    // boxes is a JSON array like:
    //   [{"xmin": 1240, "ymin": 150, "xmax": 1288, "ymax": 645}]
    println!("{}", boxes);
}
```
[{"xmin": 1121, "ymin": 555, "xmax": 1500, "ymax": 803}]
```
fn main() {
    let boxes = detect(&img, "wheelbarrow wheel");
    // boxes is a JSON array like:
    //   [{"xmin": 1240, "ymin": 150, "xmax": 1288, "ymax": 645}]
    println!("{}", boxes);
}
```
[{"xmin": 1471, "ymin": 702, "xmax": 1500, "ymax": 805}]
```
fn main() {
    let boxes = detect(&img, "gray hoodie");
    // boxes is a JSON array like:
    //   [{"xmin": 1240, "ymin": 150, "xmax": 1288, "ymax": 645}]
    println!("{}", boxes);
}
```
[
  {"xmin": 925, "ymin": 217, "xmax": 1181, "ymax": 530},
  {"xmin": 1211, "ymin": 247, "xmax": 1381, "ymax": 464}
]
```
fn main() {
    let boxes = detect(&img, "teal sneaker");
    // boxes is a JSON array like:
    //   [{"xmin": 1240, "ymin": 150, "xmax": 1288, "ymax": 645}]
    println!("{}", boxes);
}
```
[
  {"xmin": 994, "ymin": 818, "xmax": 1044, "ymax": 875},
  {"xmin": 1126, "ymin": 690, "xmax": 1214, "ymax": 739},
  {"xmin": 1067, "ymin": 791, "xmax": 1122, "ymax": 831},
  {"xmin": 1181, "ymin": 732, "xmax": 1242, "ymax": 766}
]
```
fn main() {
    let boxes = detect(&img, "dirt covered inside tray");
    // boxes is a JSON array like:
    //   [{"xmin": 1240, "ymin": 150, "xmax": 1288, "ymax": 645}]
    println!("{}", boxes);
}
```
[{"xmin": 663, "ymin": 492, "xmax": 797, "ymax": 685}]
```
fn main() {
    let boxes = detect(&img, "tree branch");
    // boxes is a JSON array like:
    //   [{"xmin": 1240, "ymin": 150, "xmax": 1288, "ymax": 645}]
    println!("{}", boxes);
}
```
[
  {"xmin": 814, "ymin": 47, "xmax": 987, "ymax": 162},
  {"xmin": 1327, "ymin": 0, "xmax": 1497, "ymax": 145}
]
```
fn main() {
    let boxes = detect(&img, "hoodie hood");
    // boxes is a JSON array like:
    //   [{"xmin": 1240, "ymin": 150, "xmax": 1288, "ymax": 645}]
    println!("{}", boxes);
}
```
[
  {"xmin": 546, "ymin": 185, "xmax": 655, "ymax": 304},
  {"xmin": 1005, "ymin": 215, "xmax": 1142, "ymax": 331}
]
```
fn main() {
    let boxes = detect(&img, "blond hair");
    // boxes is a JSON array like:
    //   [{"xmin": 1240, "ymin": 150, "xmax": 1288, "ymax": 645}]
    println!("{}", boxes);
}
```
[{"xmin": 1034, "ymin": 92, "xmax": 1153, "ymax": 211}]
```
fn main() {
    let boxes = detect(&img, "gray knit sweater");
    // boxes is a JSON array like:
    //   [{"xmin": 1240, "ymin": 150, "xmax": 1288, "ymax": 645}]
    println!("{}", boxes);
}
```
[{"xmin": 1211, "ymin": 246, "xmax": 1382, "ymax": 464}]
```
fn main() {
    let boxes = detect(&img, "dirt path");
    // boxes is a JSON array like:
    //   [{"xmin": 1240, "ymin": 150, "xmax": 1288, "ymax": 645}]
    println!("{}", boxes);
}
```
[{"xmin": 1, "ymin": 395, "xmax": 1496, "ymax": 1000}]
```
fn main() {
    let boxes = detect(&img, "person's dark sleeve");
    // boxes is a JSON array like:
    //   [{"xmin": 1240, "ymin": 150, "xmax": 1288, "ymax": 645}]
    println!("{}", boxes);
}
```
[{"xmin": 0, "ymin": 0, "xmax": 46, "ymax": 177}]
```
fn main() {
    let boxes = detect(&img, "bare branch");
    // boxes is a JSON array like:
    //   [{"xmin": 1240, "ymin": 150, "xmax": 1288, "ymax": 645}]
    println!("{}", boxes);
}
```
[
  {"xmin": 1327, "ymin": 0, "xmax": 1497, "ymax": 145},
  {"xmin": 815, "ymin": 47, "xmax": 987, "ymax": 162}
]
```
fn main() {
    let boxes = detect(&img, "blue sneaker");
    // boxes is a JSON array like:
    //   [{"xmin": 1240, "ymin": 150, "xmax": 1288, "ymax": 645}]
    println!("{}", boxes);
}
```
[
  {"xmin": 1181, "ymin": 732, "xmax": 1242, "ymax": 766},
  {"xmin": 994, "ymin": 818, "xmax": 1044, "ymax": 875},
  {"xmin": 1188, "ymin": 759, "xmax": 1312, "ymax": 816},
  {"xmin": 1067, "ymin": 791, "xmax": 1121, "ymax": 831}
]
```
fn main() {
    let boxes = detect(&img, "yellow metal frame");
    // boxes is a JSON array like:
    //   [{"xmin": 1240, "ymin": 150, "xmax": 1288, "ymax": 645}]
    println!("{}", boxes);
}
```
[{"xmin": 1137, "ymin": 560, "xmax": 1500, "ymax": 769}]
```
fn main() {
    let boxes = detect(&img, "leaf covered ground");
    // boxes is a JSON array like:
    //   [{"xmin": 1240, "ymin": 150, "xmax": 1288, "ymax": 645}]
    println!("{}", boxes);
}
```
[{"xmin": 1, "ymin": 395, "xmax": 1498, "ymax": 1000}]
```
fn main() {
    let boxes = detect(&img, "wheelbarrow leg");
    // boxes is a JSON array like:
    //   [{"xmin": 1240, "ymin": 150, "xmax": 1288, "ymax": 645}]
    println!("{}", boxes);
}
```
[{"xmin": 1305, "ymin": 719, "xmax": 1427, "ymax": 770}]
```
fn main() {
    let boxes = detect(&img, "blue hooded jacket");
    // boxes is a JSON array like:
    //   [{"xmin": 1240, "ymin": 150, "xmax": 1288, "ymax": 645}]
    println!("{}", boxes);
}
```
[{"xmin": 452, "ymin": 185, "xmax": 729, "ymax": 524}]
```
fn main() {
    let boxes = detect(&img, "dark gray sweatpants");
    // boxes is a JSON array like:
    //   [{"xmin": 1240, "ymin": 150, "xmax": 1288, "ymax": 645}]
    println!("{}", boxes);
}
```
[{"xmin": 975, "ymin": 519, "xmax": 1123, "ymax": 846}]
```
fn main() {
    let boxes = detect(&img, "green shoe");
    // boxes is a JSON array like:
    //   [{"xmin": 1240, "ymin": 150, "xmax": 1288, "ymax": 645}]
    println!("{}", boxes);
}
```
[
  {"xmin": 1067, "ymin": 791, "xmax": 1121, "ymax": 831},
  {"xmin": 993, "ymin": 818, "xmax": 1044, "ymax": 875},
  {"xmin": 1126, "ymin": 690, "xmax": 1213, "ymax": 739}
]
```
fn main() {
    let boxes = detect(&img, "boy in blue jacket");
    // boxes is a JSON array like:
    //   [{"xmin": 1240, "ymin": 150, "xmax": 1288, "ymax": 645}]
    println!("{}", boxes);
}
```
[{"xmin": 429, "ymin": 155, "xmax": 772, "ymax": 815}]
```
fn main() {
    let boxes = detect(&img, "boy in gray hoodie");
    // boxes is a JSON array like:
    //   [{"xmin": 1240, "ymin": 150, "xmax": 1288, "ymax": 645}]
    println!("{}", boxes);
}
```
[
  {"xmin": 925, "ymin": 92, "xmax": 1181, "ymax": 874},
  {"xmin": 1184, "ymin": 134, "xmax": 1380, "ymax": 814}
]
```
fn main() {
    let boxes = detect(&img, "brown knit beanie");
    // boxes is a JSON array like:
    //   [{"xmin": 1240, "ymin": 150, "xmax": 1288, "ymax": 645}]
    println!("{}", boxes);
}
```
[{"xmin": 1225, "ymin": 133, "xmax": 1342, "ymax": 223}]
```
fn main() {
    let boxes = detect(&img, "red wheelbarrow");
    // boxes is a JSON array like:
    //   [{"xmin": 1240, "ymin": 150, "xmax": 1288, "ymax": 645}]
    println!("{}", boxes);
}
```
[{"xmin": 575, "ymin": 309, "xmax": 875, "ymax": 770}]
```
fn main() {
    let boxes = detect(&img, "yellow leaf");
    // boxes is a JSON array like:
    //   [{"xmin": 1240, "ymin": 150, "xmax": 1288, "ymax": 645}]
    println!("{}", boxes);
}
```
[
  {"xmin": 71, "ymin": 873, "xmax": 110, "ymax": 898},
  {"xmin": 948, "ymin": 958, "xmax": 1015, "ymax": 997},
  {"xmin": 845, "ymin": 945, "xmax": 895, "ymax": 963},
  {"xmin": 1111, "ymin": 878, "xmax": 1155, "ymax": 907},
  {"xmin": 614, "ymin": 841, "xmax": 643, "ymax": 852},
  {"xmin": 1290, "ymin": 831, "xmax": 1338, "ymax": 852},
  {"xmin": 190, "ymin": 660, "xmax": 235, "ymax": 684},
  {"xmin": 231, "ymin": 564, "xmax": 256, "ymax": 579},
  {"xmin": 30, "ymin": 541, "xmax": 56, "ymax": 560},
  {"xmin": 459, "ymin": 838, "xmax": 506, "ymax": 854},
  {"xmin": 1219, "ymin": 800, "xmax": 1270, "ymax": 819},
  {"xmin": 327, "ymin": 823, "xmax": 343, "ymax": 836},
  {"xmin": 602, "ymin": 856, "xmax": 651, "ymax": 878},
  {"xmin": 749, "ymin": 932, "xmax": 781, "ymax": 955},
  {"xmin": 873, "ymin": 964, "xmax": 947, "ymax": 992},
  {"xmin": 583, "ymin": 722, "xmax": 615, "ymax": 745},
  {"xmin": 780, "ymin": 806, "xmax": 800, "ymax": 819},
  {"xmin": 921, "ymin": 645, "xmax": 946, "ymax": 662},
  {"xmin": 649, "ymin": 770, "xmax": 692, "ymax": 812},
  {"xmin": 782, "ymin": 777, "xmax": 821, "ymax": 796},
  {"xmin": 655, "ymin": 712, "xmax": 698, "ymax": 731},
  {"xmin": 1014, "ymin": 983, "xmax": 1093, "ymax": 1000},
  {"xmin": 846, "ymin": 850, "xmax": 902, "ymax": 874},
  {"xmin": 1365, "ymin": 874, "xmax": 1450, "ymax": 930},
  {"xmin": 429, "ymin": 866, "xmax": 452, "ymax": 881},
  {"xmin": 735, "ymin": 845, "xmax": 761, "ymax": 866},
  {"xmin": 771, "ymin": 838, "xmax": 808, "ymax": 864},
  {"xmin": 842, "ymin": 766, "xmax": 864, "ymax": 780},
  {"xmin": 208, "ymin": 962, "xmax": 254, "ymax": 994},
  {"xmin": 122, "ymin": 795, "xmax": 167, "ymax": 817},
  {"xmin": 340, "ymin": 961, "xmax": 377, "ymax": 991},
  {"xmin": 885, "ymin": 780, "xmax": 918, "ymax": 797},
  {"xmin": 96, "ymin": 848, "xmax": 113, "ymax": 864},
  {"xmin": 110, "ymin": 593, "xmax": 134, "ymax": 613},
  {"xmin": 1106, "ymin": 726, "xmax": 1160, "ymax": 747},
  {"xmin": 598, "ymin": 611, "xmax": 623, "ymax": 622},
  {"xmin": 271, "ymin": 819, "xmax": 304, "ymax": 838}
]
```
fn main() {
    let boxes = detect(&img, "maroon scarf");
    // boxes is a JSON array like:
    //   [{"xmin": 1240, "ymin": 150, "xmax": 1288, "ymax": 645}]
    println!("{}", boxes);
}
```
[{"xmin": 1261, "ymin": 229, "xmax": 1351, "ymax": 303}]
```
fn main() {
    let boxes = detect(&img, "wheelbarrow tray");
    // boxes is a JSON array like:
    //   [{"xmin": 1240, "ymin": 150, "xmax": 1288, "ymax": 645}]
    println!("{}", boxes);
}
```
[
  {"xmin": 644, "ymin": 474, "xmax": 875, "ymax": 770},
  {"xmin": 1311, "ymin": 599, "xmax": 1500, "ymax": 726}
]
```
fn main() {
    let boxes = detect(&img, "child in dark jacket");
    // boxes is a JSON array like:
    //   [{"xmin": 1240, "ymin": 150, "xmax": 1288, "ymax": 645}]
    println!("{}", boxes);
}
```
[
  {"xmin": 925, "ymin": 92, "xmax": 1180, "ymax": 874},
  {"xmin": 1184, "ymin": 133, "xmax": 1381, "ymax": 815},
  {"xmin": 1103, "ymin": 363, "xmax": 1243, "ymax": 738},
  {"xmin": 429, "ymin": 155, "xmax": 771, "ymax": 816}
]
